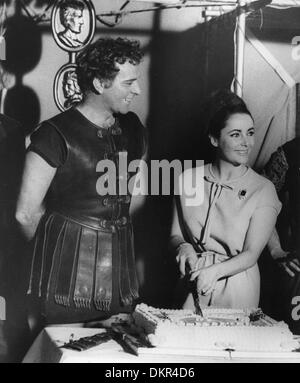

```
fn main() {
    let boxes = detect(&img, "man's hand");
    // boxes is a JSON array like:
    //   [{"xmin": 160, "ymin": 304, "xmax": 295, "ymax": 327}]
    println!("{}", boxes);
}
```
[{"xmin": 275, "ymin": 251, "xmax": 300, "ymax": 277}]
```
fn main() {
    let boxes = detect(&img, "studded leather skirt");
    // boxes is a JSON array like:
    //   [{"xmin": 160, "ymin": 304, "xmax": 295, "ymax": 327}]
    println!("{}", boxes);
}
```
[{"xmin": 27, "ymin": 211, "xmax": 139, "ymax": 323}]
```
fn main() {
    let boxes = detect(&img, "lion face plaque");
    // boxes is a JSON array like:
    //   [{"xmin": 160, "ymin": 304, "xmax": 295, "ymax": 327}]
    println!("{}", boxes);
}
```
[{"xmin": 54, "ymin": 63, "xmax": 83, "ymax": 111}]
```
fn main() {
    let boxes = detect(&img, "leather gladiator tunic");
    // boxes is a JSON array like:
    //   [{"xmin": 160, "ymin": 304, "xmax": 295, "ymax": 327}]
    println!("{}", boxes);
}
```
[{"xmin": 28, "ymin": 108, "xmax": 146, "ymax": 323}]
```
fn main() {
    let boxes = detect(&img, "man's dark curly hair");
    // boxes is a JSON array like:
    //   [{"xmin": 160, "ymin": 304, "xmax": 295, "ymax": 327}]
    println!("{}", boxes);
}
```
[{"xmin": 76, "ymin": 37, "xmax": 143, "ymax": 96}]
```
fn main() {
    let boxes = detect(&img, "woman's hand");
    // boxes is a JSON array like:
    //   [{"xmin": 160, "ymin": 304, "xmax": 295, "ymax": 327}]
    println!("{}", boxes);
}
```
[
  {"xmin": 190, "ymin": 264, "xmax": 221, "ymax": 296},
  {"xmin": 176, "ymin": 243, "xmax": 198, "ymax": 276},
  {"xmin": 270, "ymin": 246, "xmax": 289, "ymax": 260}
]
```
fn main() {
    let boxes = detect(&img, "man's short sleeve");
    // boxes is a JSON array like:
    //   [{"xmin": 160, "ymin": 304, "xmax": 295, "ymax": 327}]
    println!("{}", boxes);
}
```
[
  {"xmin": 28, "ymin": 122, "xmax": 67, "ymax": 168},
  {"xmin": 131, "ymin": 112, "xmax": 148, "ymax": 159},
  {"xmin": 122, "ymin": 112, "xmax": 148, "ymax": 160}
]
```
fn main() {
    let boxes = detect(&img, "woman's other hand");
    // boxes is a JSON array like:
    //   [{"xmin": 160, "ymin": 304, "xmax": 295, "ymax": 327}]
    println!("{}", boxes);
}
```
[
  {"xmin": 176, "ymin": 243, "xmax": 198, "ymax": 276},
  {"xmin": 267, "ymin": 230, "xmax": 300, "ymax": 277}
]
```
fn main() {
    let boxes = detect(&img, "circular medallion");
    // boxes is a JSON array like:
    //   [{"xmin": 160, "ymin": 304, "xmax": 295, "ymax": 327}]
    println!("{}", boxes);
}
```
[
  {"xmin": 51, "ymin": 0, "xmax": 96, "ymax": 53},
  {"xmin": 54, "ymin": 63, "xmax": 83, "ymax": 112}
]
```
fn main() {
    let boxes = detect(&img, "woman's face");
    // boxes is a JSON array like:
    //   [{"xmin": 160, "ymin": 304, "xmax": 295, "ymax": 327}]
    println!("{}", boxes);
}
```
[{"xmin": 210, "ymin": 113, "xmax": 254, "ymax": 166}]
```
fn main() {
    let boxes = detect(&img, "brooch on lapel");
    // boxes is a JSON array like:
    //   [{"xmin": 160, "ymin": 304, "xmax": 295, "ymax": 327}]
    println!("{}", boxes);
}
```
[{"xmin": 238, "ymin": 189, "xmax": 247, "ymax": 200}]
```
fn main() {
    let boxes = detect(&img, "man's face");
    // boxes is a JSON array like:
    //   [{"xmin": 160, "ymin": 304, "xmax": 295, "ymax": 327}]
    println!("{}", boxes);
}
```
[
  {"xmin": 101, "ymin": 61, "xmax": 141, "ymax": 115},
  {"xmin": 67, "ymin": 8, "xmax": 84, "ymax": 34}
]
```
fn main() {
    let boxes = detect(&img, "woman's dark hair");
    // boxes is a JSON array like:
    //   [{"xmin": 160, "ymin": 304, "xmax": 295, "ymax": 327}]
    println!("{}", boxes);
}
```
[
  {"xmin": 76, "ymin": 37, "xmax": 143, "ymax": 96},
  {"xmin": 205, "ymin": 89, "xmax": 253, "ymax": 139}
]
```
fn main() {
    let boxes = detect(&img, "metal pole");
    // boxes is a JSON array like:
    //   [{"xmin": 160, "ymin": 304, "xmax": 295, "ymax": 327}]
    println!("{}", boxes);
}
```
[{"xmin": 234, "ymin": 0, "xmax": 246, "ymax": 97}]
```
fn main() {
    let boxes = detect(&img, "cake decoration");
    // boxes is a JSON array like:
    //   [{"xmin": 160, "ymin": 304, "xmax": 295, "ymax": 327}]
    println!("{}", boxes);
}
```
[{"xmin": 132, "ymin": 303, "xmax": 299, "ymax": 353}]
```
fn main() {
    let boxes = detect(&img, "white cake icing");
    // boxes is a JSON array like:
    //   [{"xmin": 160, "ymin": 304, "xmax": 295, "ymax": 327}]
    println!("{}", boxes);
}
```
[{"xmin": 133, "ymin": 303, "xmax": 298, "ymax": 352}]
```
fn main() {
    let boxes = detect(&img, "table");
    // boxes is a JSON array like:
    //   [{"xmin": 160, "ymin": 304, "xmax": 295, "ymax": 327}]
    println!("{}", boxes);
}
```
[{"xmin": 23, "ymin": 327, "xmax": 300, "ymax": 363}]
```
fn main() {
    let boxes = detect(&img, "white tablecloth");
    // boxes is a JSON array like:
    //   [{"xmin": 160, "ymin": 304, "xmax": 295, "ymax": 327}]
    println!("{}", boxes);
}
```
[{"xmin": 22, "ymin": 327, "xmax": 300, "ymax": 363}]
